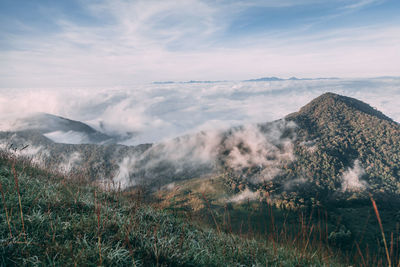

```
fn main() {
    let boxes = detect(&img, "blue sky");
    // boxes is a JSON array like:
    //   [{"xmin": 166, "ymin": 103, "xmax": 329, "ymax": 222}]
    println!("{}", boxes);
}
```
[{"xmin": 0, "ymin": 0, "xmax": 399, "ymax": 87}]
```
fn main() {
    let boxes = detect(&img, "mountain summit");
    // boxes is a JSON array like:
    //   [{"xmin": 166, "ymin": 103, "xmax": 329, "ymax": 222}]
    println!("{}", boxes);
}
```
[
  {"xmin": 287, "ymin": 92, "xmax": 395, "ymax": 124},
  {"xmin": 282, "ymin": 92, "xmax": 400, "ymax": 198}
]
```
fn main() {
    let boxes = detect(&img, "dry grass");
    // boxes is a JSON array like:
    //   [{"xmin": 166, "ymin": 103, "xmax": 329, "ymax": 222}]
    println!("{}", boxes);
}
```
[{"xmin": 0, "ymin": 150, "xmax": 345, "ymax": 266}]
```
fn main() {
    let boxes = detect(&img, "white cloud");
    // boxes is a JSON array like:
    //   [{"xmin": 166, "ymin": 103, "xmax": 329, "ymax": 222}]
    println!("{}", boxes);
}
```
[
  {"xmin": 58, "ymin": 152, "xmax": 82, "ymax": 173},
  {"xmin": 227, "ymin": 188, "xmax": 259, "ymax": 203},
  {"xmin": 113, "ymin": 156, "xmax": 136, "ymax": 189},
  {"xmin": 112, "ymin": 129, "xmax": 222, "ymax": 187},
  {"xmin": 223, "ymin": 121, "xmax": 297, "ymax": 183},
  {"xmin": 342, "ymin": 0, "xmax": 383, "ymax": 10},
  {"xmin": 341, "ymin": 159, "xmax": 368, "ymax": 192},
  {"xmin": 0, "ymin": 140, "xmax": 49, "ymax": 166},
  {"xmin": 0, "ymin": 1, "xmax": 399, "ymax": 87},
  {"xmin": 284, "ymin": 177, "xmax": 308, "ymax": 190},
  {"xmin": 110, "ymin": 119, "xmax": 296, "ymax": 188},
  {"xmin": 43, "ymin": 131, "xmax": 89, "ymax": 144}
]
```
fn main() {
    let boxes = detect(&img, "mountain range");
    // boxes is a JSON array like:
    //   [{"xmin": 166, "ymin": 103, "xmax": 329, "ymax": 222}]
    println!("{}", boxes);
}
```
[
  {"xmin": 152, "ymin": 77, "xmax": 340, "ymax": 84},
  {"xmin": 10, "ymin": 112, "xmax": 112, "ymax": 144}
]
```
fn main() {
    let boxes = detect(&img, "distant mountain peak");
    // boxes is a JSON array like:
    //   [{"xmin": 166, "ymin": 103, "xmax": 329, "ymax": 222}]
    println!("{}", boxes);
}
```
[{"xmin": 244, "ymin": 77, "xmax": 283, "ymax": 82}]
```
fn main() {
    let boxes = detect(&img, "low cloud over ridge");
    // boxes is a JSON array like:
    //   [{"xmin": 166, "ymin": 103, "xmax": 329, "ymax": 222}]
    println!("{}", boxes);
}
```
[{"xmin": 112, "ymin": 120, "xmax": 297, "ymax": 188}]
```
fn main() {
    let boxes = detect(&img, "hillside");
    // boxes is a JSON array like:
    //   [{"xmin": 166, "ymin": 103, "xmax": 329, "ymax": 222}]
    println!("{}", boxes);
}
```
[
  {"xmin": 286, "ymin": 92, "xmax": 400, "ymax": 197},
  {"xmin": 219, "ymin": 92, "xmax": 400, "ymax": 203},
  {"xmin": 0, "ymin": 151, "xmax": 342, "ymax": 266}
]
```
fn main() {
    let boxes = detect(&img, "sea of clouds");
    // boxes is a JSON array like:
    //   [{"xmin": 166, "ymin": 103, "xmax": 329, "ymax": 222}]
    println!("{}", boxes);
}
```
[
  {"xmin": 0, "ymin": 77, "xmax": 399, "ymax": 146},
  {"xmin": 1, "ymin": 77, "xmax": 398, "ymax": 191}
]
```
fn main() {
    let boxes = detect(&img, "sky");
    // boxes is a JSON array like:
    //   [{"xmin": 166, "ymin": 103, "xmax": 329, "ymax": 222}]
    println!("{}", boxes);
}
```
[{"xmin": 1, "ymin": 0, "xmax": 400, "ymax": 87}]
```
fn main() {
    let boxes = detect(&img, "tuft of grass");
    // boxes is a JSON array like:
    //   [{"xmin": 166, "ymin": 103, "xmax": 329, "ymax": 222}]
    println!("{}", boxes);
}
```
[
  {"xmin": 11, "ymin": 160, "xmax": 26, "ymax": 243},
  {"xmin": 370, "ymin": 194, "xmax": 391, "ymax": 267}
]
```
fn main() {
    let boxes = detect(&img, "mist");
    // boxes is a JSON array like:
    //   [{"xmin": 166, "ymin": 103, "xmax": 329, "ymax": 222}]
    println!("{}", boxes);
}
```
[
  {"xmin": 58, "ymin": 152, "xmax": 82, "ymax": 173},
  {"xmin": 110, "ymin": 119, "xmax": 297, "ymax": 188},
  {"xmin": 0, "ymin": 140, "xmax": 49, "ymax": 167},
  {"xmin": 0, "ymin": 78, "xmax": 399, "ymax": 145},
  {"xmin": 221, "ymin": 120, "xmax": 297, "ymax": 183},
  {"xmin": 341, "ymin": 160, "xmax": 368, "ymax": 192},
  {"xmin": 44, "ymin": 131, "xmax": 90, "ymax": 144},
  {"xmin": 112, "ymin": 129, "xmax": 223, "ymax": 188},
  {"xmin": 228, "ymin": 188, "xmax": 260, "ymax": 203}
]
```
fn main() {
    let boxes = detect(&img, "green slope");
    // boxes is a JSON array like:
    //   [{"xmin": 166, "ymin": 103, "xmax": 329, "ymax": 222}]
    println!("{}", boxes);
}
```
[
  {"xmin": 220, "ymin": 92, "xmax": 400, "ymax": 205},
  {"xmin": 286, "ymin": 92, "xmax": 400, "ymax": 196},
  {"xmin": 0, "ymin": 151, "xmax": 343, "ymax": 266}
]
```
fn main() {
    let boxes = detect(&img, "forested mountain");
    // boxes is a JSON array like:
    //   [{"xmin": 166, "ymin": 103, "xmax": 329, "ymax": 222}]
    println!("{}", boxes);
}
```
[
  {"xmin": 287, "ymin": 93, "xmax": 400, "ymax": 195},
  {"xmin": 218, "ymin": 92, "xmax": 400, "ymax": 211}
]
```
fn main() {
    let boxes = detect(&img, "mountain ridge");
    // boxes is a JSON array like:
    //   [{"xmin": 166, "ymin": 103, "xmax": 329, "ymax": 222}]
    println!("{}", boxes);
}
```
[{"xmin": 10, "ymin": 112, "xmax": 112, "ymax": 144}]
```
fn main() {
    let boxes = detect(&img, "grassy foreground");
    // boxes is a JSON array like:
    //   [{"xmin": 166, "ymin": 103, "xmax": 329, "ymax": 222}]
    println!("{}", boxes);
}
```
[{"xmin": 0, "ymin": 152, "xmax": 343, "ymax": 266}]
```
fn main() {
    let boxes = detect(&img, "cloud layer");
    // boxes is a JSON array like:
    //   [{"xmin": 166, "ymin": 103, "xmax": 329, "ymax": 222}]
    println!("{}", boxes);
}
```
[{"xmin": 0, "ymin": 78, "xmax": 399, "ymax": 145}]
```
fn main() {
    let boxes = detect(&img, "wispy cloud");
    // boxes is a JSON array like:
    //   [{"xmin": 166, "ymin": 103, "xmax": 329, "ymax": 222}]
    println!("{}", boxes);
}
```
[
  {"xmin": 343, "ymin": 0, "xmax": 384, "ymax": 10},
  {"xmin": 341, "ymin": 159, "xmax": 368, "ymax": 192},
  {"xmin": 0, "ymin": 0, "xmax": 399, "ymax": 87},
  {"xmin": 227, "ymin": 188, "xmax": 259, "ymax": 203}
]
